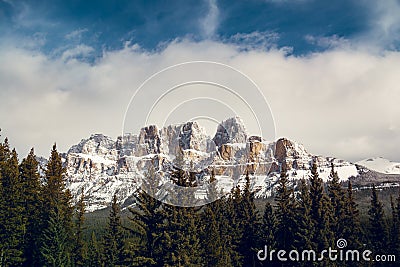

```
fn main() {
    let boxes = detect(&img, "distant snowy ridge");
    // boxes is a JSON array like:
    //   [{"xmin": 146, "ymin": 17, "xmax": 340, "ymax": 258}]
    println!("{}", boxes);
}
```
[{"xmin": 356, "ymin": 157, "xmax": 400, "ymax": 174}]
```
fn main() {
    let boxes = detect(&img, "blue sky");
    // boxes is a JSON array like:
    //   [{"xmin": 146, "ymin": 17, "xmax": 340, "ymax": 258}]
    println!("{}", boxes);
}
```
[
  {"xmin": 1, "ymin": 0, "xmax": 400, "ymax": 161},
  {"xmin": 1, "ymin": 0, "xmax": 398, "ymax": 57}
]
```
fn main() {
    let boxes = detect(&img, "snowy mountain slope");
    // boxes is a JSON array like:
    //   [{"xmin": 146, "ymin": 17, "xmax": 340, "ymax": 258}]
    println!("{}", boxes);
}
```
[
  {"xmin": 356, "ymin": 157, "xmax": 400, "ymax": 174},
  {"xmin": 59, "ymin": 117, "xmax": 374, "ymax": 211}
]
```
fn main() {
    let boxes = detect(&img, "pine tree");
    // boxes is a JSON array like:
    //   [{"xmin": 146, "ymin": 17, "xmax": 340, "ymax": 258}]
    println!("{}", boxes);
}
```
[
  {"xmin": 393, "ymin": 189, "xmax": 400, "ymax": 256},
  {"xmin": 201, "ymin": 199, "xmax": 227, "ymax": 267},
  {"xmin": 309, "ymin": 162, "xmax": 331, "ymax": 252},
  {"xmin": 294, "ymin": 179, "xmax": 314, "ymax": 253},
  {"xmin": 166, "ymin": 152, "xmax": 199, "ymax": 207},
  {"xmin": 0, "ymin": 138, "xmax": 4, "ymax": 266},
  {"xmin": 19, "ymin": 148, "xmax": 43, "ymax": 267},
  {"xmin": 260, "ymin": 201, "xmax": 279, "ymax": 267},
  {"xmin": 237, "ymin": 171, "xmax": 261, "ymax": 266},
  {"xmin": 224, "ymin": 189, "xmax": 243, "ymax": 267},
  {"xmin": 42, "ymin": 144, "xmax": 73, "ymax": 234},
  {"xmin": 103, "ymin": 194, "xmax": 125, "ymax": 267},
  {"xmin": 261, "ymin": 201, "xmax": 276, "ymax": 249},
  {"xmin": 0, "ymin": 145, "xmax": 26, "ymax": 266},
  {"xmin": 327, "ymin": 163, "xmax": 346, "ymax": 240},
  {"xmin": 160, "ymin": 157, "xmax": 202, "ymax": 266},
  {"xmin": 86, "ymin": 232, "xmax": 102, "ymax": 267},
  {"xmin": 343, "ymin": 180, "xmax": 362, "ymax": 250},
  {"xmin": 0, "ymin": 139, "xmax": 6, "ymax": 266},
  {"xmin": 161, "ymin": 204, "xmax": 202, "ymax": 266},
  {"xmin": 368, "ymin": 184, "xmax": 388, "ymax": 254},
  {"xmin": 0, "ymin": 137, "xmax": 8, "ymax": 266},
  {"xmin": 43, "ymin": 144, "xmax": 72, "ymax": 207},
  {"xmin": 200, "ymin": 171, "xmax": 232, "ymax": 267},
  {"xmin": 73, "ymin": 191, "xmax": 86, "ymax": 267},
  {"xmin": 40, "ymin": 207, "xmax": 71, "ymax": 267},
  {"xmin": 388, "ymin": 195, "xmax": 399, "ymax": 257},
  {"xmin": 126, "ymin": 164, "xmax": 163, "ymax": 266},
  {"xmin": 274, "ymin": 167, "xmax": 297, "ymax": 251},
  {"xmin": 41, "ymin": 144, "xmax": 74, "ymax": 266}
]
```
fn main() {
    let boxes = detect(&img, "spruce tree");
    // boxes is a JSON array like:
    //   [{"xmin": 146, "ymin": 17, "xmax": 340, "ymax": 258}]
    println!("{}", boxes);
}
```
[
  {"xmin": 126, "ymin": 164, "xmax": 164, "ymax": 266},
  {"xmin": 0, "ymin": 138, "xmax": 4, "ymax": 266},
  {"xmin": 160, "ymin": 155, "xmax": 202, "ymax": 267},
  {"xmin": 309, "ymin": 162, "xmax": 331, "ymax": 251},
  {"xmin": 223, "ymin": 189, "xmax": 243, "ymax": 267},
  {"xmin": 368, "ymin": 184, "xmax": 388, "ymax": 254},
  {"xmin": 0, "ymin": 137, "xmax": 8, "ymax": 266},
  {"xmin": 343, "ymin": 180, "xmax": 362, "ymax": 250},
  {"xmin": 0, "ymin": 146, "xmax": 26, "ymax": 266},
  {"xmin": 389, "ymin": 195, "xmax": 399, "ymax": 257},
  {"xmin": 167, "ymin": 151, "xmax": 199, "ymax": 207},
  {"xmin": 393, "ymin": 189, "xmax": 400, "ymax": 256},
  {"xmin": 103, "ymin": 194, "xmax": 125, "ymax": 267},
  {"xmin": 201, "ymin": 199, "xmax": 227, "ymax": 267},
  {"xmin": 260, "ymin": 201, "xmax": 279, "ymax": 267},
  {"xmin": 200, "ymin": 171, "xmax": 232, "ymax": 267},
  {"xmin": 19, "ymin": 148, "xmax": 43, "ymax": 267},
  {"xmin": 261, "ymin": 201, "xmax": 276, "ymax": 249},
  {"xmin": 73, "ymin": 191, "xmax": 86, "ymax": 267},
  {"xmin": 86, "ymin": 232, "xmax": 102, "ymax": 267},
  {"xmin": 41, "ymin": 144, "xmax": 74, "ymax": 266},
  {"xmin": 161, "ymin": 204, "xmax": 202, "ymax": 266},
  {"xmin": 42, "ymin": 144, "xmax": 73, "ymax": 233},
  {"xmin": 40, "ymin": 207, "xmax": 71, "ymax": 267},
  {"xmin": 236, "ymin": 171, "xmax": 261, "ymax": 266},
  {"xmin": 328, "ymin": 163, "xmax": 346, "ymax": 240},
  {"xmin": 294, "ymin": 179, "xmax": 314, "ymax": 253},
  {"xmin": 274, "ymin": 167, "xmax": 297, "ymax": 251}
]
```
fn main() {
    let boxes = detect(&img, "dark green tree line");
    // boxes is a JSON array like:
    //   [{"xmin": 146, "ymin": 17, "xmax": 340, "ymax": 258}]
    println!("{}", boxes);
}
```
[{"xmin": 0, "ymin": 133, "xmax": 399, "ymax": 267}]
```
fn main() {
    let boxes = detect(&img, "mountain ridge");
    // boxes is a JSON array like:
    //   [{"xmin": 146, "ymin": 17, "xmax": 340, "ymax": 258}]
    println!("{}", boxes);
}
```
[
  {"xmin": 51, "ymin": 117, "xmax": 399, "ymax": 211},
  {"xmin": 356, "ymin": 157, "xmax": 400, "ymax": 175}
]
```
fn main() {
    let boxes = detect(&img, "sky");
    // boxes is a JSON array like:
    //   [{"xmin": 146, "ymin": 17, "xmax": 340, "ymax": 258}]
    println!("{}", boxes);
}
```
[{"xmin": 0, "ymin": 0, "xmax": 400, "ymax": 162}]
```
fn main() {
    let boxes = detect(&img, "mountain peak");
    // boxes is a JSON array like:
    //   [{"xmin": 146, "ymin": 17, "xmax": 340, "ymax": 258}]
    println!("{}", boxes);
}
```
[
  {"xmin": 213, "ymin": 116, "xmax": 248, "ymax": 147},
  {"xmin": 274, "ymin": 137, "xmax": 308, "ymax": 162},
  {"xmin": 178, "ymin": 121, "xmax": 211, "ymax": 151},
  {"xmin": 68, "ymin": 133, "xmax": 115, "ymax": 155}
]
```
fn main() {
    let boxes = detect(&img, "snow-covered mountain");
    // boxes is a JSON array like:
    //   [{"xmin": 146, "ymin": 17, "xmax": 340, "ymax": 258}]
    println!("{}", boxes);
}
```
[
  {"xmin": 356, "ymin": 157, "xmax": 400, "ymax": 174},
  {"xmin": 60, "ymin": 117, "xmax": 377, "ymax": 211}
]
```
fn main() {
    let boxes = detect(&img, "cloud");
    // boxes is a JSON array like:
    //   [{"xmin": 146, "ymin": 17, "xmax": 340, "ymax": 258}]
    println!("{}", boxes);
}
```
[
  {"xmin": 359, "ymin": 0, "xmax": 400, "ymax": 50},
  {"xmin": 61, "ymin": 44, "xmax": 94, "ymax": 61},
  {"xmin": 200, "ymin": 0, "xmax": 219, "ymax": 39},
  {"xmin": 373, "ymin": 0, "xmax": 400, "ymax": 43},
  {"xmin": 228, "ymin": 31, "xmax": 280, "ymax": 51},
  {"xmin": 305, "ymin": 34, "xmax": 349, "ymax": 50},
  {"xmin": 65, "ymin": 28, "xmax": 88, "ymax": 41},
  {"xmin": 0, "ymin": 38, "xmax": 400, "ymax": 163},
  {"xmin": 8, "ymin": 1, "xmax": 57, "ymax": 30}
]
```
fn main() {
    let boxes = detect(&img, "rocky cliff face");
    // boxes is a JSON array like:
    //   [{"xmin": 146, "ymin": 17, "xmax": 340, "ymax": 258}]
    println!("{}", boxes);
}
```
[
  {"xmin": 213, "ymin": 116, "xmax": 247, "ymax": 147},
  {"xmin": 62, "ymin": 117, "xmax": 360, "ymax": 211}
]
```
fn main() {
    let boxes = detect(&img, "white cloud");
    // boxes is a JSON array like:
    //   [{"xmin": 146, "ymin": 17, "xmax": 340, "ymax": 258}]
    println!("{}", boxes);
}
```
[
  {"xmin": 305, "ymin": 34, "xmax": 349, "ymax": 50},
  {"xmin": 200, "ymin": 0, "xmax": 219, "ymax": 39},
  {"xmin": 373, "ymin": 0, "xmax": 400, "ymax": 42},
  {"xmin": 61, "ymin": 44, "xmax": 94, "ymax": 61},
  {"xmin": 0, "ymin": 39, "xmax": 400, "ymax": 163},
  {"xmin": 65, "ymin": 28, "xmax": 88, "ymax": 41},
  {"xmin": 9, "ymin": 1, "xmax": 57, "ymax": 29},
  {"xmin": 228, "ymin": 31, "xmax": 280, "ymax": 51},
  {"xmin": 359, "ymin": 0, "xmax": 400, "ymax": 50}
]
